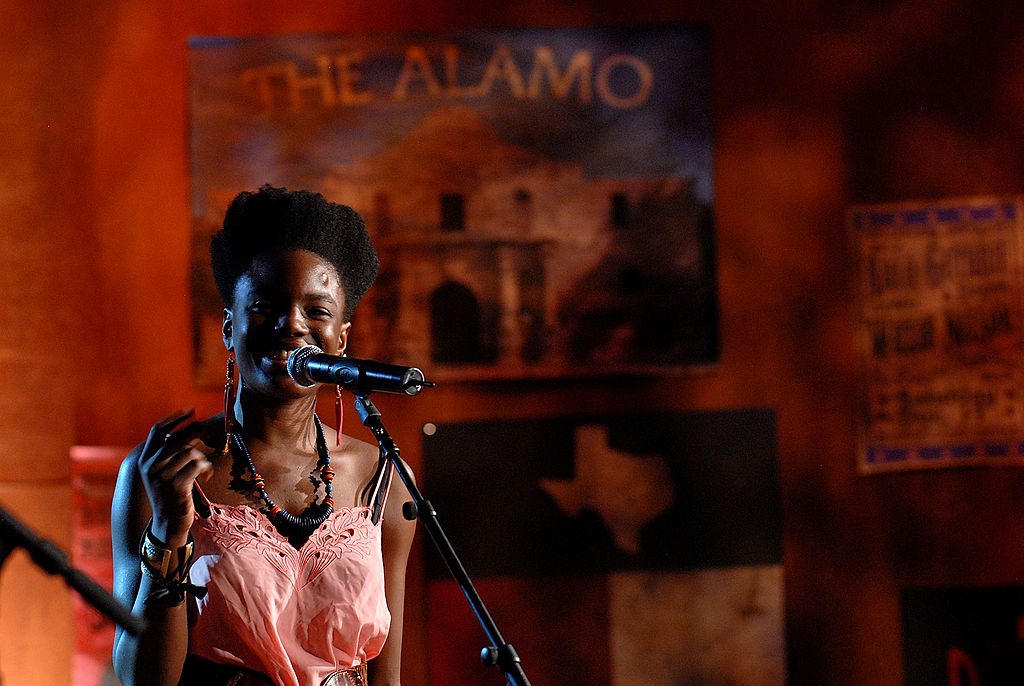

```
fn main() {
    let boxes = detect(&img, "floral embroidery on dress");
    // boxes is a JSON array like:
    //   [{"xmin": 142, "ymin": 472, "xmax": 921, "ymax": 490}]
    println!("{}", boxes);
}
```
[
  {"xmin": 198, "ymin": 504, "xmax": 376, "ymax": 588},
  {"xmin": 302, "ymin": 507, "xmax": 377, "ymax": 584}
]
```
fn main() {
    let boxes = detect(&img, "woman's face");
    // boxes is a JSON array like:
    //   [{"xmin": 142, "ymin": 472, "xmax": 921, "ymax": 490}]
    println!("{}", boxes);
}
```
[{"xmin": 224, "ymin": 248, "xmax": 351, "ymax": 396}]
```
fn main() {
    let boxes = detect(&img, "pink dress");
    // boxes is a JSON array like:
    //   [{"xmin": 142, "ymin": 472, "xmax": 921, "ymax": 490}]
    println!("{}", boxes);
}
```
[{"xmin": 186, "ymin": 501, "xmax": 391, "ymax": 686}]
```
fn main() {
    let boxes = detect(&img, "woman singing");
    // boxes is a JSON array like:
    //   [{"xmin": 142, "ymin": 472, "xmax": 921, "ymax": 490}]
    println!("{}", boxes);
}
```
[{"xmin": 111, "ymin": 186, "xmax": 416, "ymax": 686}]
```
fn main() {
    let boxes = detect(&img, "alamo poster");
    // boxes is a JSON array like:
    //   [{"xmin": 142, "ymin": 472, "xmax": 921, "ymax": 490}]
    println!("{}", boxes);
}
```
[{"xmin": 187, "ymin": 25, "xmax": 718, "ymax": 387}]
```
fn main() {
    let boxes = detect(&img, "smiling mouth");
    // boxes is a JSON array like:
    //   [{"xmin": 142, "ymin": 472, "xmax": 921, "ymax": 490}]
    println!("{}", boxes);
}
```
[{"xmin": 263, "ymin": 349, "xmax": 296, "ymax": 364}]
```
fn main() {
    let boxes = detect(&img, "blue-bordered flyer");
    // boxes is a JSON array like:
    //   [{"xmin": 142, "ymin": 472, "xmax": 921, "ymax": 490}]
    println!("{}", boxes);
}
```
[{"xmin": 849, "ymin": 196, "xmax": 1024, "ymax": 471}]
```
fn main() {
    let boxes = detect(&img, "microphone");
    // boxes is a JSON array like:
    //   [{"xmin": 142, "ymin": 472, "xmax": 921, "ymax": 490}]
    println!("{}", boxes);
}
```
[{"xmin": 287, "ymin": 345, "xmax": 433, "ymax": 396}]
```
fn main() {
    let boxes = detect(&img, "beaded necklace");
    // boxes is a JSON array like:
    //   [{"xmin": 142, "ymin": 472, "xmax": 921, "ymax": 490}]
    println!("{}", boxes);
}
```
[{"xmin": 231, "ymin": 415, "xmax": 336, "ymax": 536}]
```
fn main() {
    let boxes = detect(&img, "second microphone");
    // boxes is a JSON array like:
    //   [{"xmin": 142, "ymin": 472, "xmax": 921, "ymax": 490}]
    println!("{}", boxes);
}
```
[{"xmin": 286, "ymin": 345, "xmax": 433, "ymax": 396}]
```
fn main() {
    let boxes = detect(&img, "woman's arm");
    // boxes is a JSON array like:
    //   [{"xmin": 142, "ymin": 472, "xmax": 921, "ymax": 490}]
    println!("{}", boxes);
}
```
[
  {"xmin": 369, "ymin": 461, "xmax": 418, "ymax": 686},
  {"xmin": 111, "ymin": 409, "xmax": 212, "ymax": 686}
]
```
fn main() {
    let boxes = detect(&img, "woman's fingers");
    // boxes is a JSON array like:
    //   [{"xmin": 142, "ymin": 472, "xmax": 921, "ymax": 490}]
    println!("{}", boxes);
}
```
[
  {"xmin": 145, "ymin": 442, "xmax": 213, "ymax": 543},
  {"xmin": 146, "ymin": 437, "xmax": 209, "ymax": 492},
  {"xmin": 143, "ymin": 408, "xmax": 196, "ymax": 453},
  {"xmin": 161, "ymin": 422, "xmax": 207, "ymax": 457},
  {"xmin": 138, "ymin": 410, "xmax": 214, "ymax": 539},
  {"xmin": 164, "ymin": 444, "xmax": 213, "ymax": 487},
  {"xmin": 154, "ymin": 407, "xmax": 195, "ymax": 433},
  {"xmin": 140, "ymin": 413, "xmax": 206, "ymax": 472}
]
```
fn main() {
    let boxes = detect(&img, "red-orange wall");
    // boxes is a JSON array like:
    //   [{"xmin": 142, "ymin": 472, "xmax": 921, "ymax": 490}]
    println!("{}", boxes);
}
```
[{"xmin": 3, "ymin": 1, "xmax": 1024, "ymax": 685}]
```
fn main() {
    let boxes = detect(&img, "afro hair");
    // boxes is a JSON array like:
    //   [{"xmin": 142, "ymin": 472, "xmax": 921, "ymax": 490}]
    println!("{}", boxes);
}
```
[{"xmin": 210, "ymin": 185, "xmax": 379, "ymax": 320}]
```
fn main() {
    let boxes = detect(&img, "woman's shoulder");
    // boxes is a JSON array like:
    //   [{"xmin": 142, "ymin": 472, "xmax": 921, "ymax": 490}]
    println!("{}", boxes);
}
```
[{"xmin": 337, "ymin": 432, "xmax": 379, "ymax": 459}]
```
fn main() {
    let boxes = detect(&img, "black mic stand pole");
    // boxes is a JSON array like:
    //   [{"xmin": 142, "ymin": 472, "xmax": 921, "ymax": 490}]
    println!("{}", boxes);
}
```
[
  {"xmin": 354, "ymin": 394, "xmax": 532, "ymax": 686},
  {"xmin": 0, "ymin": 502, "xmax": 144, "ymax": 637}
]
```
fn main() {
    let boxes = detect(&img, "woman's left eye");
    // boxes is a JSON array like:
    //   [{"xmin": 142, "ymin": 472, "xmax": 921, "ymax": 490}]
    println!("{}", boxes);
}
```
[{"xmin": 308, "ymin": 308, "xmax": 332, "ymax": 319}]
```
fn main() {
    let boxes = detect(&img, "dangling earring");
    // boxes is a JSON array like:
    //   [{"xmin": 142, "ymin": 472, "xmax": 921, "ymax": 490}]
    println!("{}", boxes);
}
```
[
  {"xmin": 222, "ymin": 352, "xmax": 236, "ymax": 454},
  {"xmin": 335, "ymin": 347, "xmax": 346, "ymax": 447},
  {"xmin": 335, "ymin": 385, "xmax": 344, "ymax": 447}
]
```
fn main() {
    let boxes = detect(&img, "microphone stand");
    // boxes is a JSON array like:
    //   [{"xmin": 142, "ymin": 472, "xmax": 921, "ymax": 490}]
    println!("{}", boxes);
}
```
[
  {"xmin": 354, "ymin": 394, "xmax": 533, "ymax": 686},
  {"xmin": 0, "ymin": 502, "xmax": 144, "ymax": 637}
]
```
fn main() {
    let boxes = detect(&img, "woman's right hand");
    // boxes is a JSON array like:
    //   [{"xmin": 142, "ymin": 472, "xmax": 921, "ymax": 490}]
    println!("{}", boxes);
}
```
[{"xmin": 137, "ymin": 408, "xmax": 213, "ymax": 546}]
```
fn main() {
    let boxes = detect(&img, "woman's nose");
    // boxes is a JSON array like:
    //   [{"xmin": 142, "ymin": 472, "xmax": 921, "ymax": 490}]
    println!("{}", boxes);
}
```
[{"xmin": 277, "ymin": 305, "xmax": 309, "ymax": 335}]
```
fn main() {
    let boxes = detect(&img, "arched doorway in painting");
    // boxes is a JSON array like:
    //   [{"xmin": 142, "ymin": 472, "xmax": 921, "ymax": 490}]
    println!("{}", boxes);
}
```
[{"xmin": 430, "ymin": 281, "xmax": 483, "ymax": 364}]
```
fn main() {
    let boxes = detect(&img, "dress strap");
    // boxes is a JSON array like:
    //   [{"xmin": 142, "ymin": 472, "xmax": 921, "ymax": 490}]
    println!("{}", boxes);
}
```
[
  {"xmin": 192, "ymin": 481, "xmax": 213, "ymax": 519},
  {"xmin": 366, "ymin": 448, "xmax": 393, "ymax": 526}
]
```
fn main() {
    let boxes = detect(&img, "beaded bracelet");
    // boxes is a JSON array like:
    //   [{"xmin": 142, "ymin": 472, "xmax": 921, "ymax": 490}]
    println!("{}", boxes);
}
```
[{"xmin": 138, "ymin": 521, "xmax": 207, "ymax": 606}]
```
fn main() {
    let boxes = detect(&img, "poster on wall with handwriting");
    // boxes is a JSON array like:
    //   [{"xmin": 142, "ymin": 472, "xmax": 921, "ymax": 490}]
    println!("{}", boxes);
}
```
[
  {"xmin": 187, "ymin": 25, "xmax": 718, "ymax": 388},
  {"xmin": 849, "ymin": 197, "xmax": 1024, "ymax": 472}
]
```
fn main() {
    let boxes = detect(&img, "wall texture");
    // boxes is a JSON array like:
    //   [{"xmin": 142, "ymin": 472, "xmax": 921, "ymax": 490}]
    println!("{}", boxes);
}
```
[{"xmin": 2, "ymin": 0, "xmax": 1024, "ymax": 685}]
